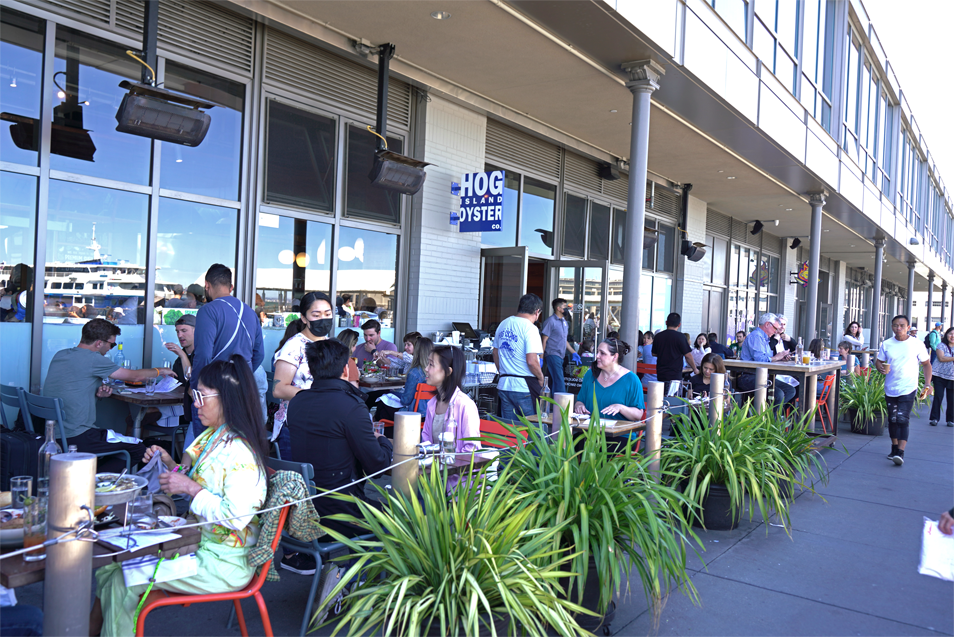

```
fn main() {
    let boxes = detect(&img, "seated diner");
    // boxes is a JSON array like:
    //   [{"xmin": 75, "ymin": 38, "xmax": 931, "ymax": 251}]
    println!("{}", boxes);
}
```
[
  {"xmin": 422, "ymin": 345, "xmax": 481, "ymax": 459},
  {"xmin": 689, "ymin": 353, "xmax": 732, "ymax": 398},
  {"xmin": 573, "ymin": 338, "xmax": 644, "ymax": 422},
  {"xmin": 375, "ymin": 337, "xmax": 434, "ymax": 423},
  {"xmin": 91, "ymin": 357, "xmax": 269, "ymax": 637}
]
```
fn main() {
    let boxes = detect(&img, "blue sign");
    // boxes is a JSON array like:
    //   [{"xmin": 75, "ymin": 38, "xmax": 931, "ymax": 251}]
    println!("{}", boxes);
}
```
[{"xmin": 458, "ymin": 170, "xmax": 505, "ymax": 233}]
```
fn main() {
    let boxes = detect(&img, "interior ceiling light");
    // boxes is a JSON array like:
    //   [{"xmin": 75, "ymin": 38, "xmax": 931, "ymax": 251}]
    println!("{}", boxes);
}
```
[
  {"xmin": 785, "ymin": 208, "xmax": 793, "ymax": 211},
  {"xmin": 609, "ymin": 109, "xmax": 617, "ymax": 113},
  {"xmin": 430, "ymin": 11, "xmax": 451, "ymax": 19}
]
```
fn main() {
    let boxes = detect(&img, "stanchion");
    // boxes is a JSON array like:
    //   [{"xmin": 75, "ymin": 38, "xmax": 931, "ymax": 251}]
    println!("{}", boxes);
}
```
[
  {"xmin": 847, "ymin": 354, "xmax": 856, "ymax": 373},
  {"xmin": 44, "ymin": 452, "xmax": 96, "ymax": 637},
  {"xmin": 754, "ymin": 367, "xmax": 769, "ymax": 413},
  {"xmin": 645, "ymin": 381, "xmax": 664, "ymax": 480},
  {"xmin": 552, "ymin": 392, "xmax": 574, "ymax": 432},
  {"xmin": 709, "ymin": 372, "xmax": 725, "ymax": 429},
  {"xmin": 861, "ymin": 352, "xmax": 870, "ymax": 369},
  {"xmin": 392, "ymin": 411, "xmax": 422, "ymax": 497}
]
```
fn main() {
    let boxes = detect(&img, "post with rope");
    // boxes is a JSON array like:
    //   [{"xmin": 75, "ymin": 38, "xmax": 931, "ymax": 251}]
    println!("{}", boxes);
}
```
[
  {"xmin": 44, "ymin": 452, "xmax": 97, "ymax": 637},
  {"xmin": 754, "ymin": 367, "xmax": 769, "ymax": 413},
  {"xmin": 553, "ymin": 392, "xmax": 574, "ymax": 433},
  {"xmin": 392, "ymin": 411, "xmax": 421, "ymax": 496},
  {"xmin": 645, "ymin": 381, "xmax": 664, "ymax": 480},
  {"xmin": 860, "ymin": 352, "xmax": 870, "ymax": 369},
  {"xmin": 708, "ymin": 372, "xmax": 725, "ymax": 429},
  {"xmin": 847, "ymin": 354, "xmax": 856, "ymax": 375}
]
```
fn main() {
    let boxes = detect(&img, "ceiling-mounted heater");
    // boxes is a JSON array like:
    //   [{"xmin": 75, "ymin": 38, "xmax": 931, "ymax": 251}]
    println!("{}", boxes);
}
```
[{"xmin": 367, "ymin": 43, "xmax": 430, "ymax": 195}]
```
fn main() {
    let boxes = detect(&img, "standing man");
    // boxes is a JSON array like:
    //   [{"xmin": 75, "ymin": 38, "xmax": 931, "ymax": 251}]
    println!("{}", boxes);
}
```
[
  {"xmin": 164, "ymin": 314, "xmax": 196, "ymax": 426},
  {"xmin": 43, "ymin": 319, "xmax": 176, "ymax": 471},
  {"xmin": 353, "ymin": 319, "xmax": 398, "ymax": 366},
  {"xmin": 876, "ymin": 315, "xmax": 933, "ymax": 466},
  {"xmin": 540, "ymin": 298, "xmax": 578, "ymax": 395},
  {"xmin": 652, "ymin": 313, "xmax": 698, "ymax": 394},
  {"xmin": 190, "ymin": 264, "xmax": 265, "ymax": 441},
  {"xmin": 738, "ymin": 313, "xmax": 795, "ymax": 408},
  {"xmin": 927, "ymin": 322, "xmax": 942, "ymax": 363},
  {"xmin": 493, "ymin": 293, "xmax": 545, "ymax": 426}
]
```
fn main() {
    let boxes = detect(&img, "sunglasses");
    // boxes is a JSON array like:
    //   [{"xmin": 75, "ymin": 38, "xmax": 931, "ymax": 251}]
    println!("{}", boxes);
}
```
[
  {"xmin": 105, "ymin": 341, "xmax": 117, "ymax": 350},
  {"xmin": 191, "ymin": 389, "xmax": 219, "ymax": 407}
]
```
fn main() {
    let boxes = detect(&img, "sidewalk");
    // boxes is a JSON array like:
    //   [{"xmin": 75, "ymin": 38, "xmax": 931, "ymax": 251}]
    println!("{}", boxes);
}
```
[{"xmin": 13, "ymin": 410, "xmax": 953, "ymax": 636}]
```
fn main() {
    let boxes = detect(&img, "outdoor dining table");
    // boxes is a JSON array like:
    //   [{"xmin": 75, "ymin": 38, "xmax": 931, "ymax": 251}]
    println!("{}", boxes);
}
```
[
  {"xmin": 109, "ymin": 387, "xmax": 186, "ymax": 439},
  {"xmin": 526, "ymin": 413, "xmax": 647, "ymax": 436},
  {"xmin": 358, "ymin": 376, "xmax": 405, "ymax": 393},
  {"xmin": 0, "ymin": 525, "xmax": 200, "ymax": 589},
  {"xmin": 721, "ymin": 359, "xmax": 843, "ymax": 441}
]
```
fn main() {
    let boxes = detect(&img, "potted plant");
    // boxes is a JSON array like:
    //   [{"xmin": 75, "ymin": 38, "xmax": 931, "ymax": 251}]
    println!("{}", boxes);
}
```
[
  {"xmin": 839, "ymin": 372, "xmax": 887, "ymax": 435},
  {"xmin": 491, "ymin": 406, "xmax": 698, "ymax": 631},
  {"xmin": 757, "ymin": 409, "xmax": 834, "ymax": 501},
  {"xmin": 661, "ymin": 402, "xmax": 799, "ymax": 532},
  {"xmin": 314, "ymin": 458, "xmax": 591, "ymax": 637}
]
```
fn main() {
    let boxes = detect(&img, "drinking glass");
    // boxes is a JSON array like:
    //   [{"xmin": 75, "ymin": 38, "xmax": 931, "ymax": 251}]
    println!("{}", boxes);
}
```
[
  {"xmin": 373, "ymin": 421, "xmax": 385, "ymax": 435},
  {"xmin": 10, "ymin": 476, "xmax": 32, "ymax": 508},
  {"xmin": 145, "ymin": 377, "xmax": 157, "ymax": 396},
  {"xmin": 127, "ymin": 493, "xmax": 156, "ymax": 530},
  {"xmin": 22, "ymin": 496, "xmax": 47, "ymax": 562}
]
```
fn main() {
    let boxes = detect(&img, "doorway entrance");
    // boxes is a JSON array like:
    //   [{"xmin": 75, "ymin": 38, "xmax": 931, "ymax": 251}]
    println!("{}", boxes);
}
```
[{"xmin": 545, "ymin": 261, "xmax": 608, "ymax": 345}]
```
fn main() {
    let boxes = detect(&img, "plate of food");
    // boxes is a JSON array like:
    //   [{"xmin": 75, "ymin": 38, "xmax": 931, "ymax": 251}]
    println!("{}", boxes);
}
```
[
  {"xmin": 94, "ymin": 473, "xmax": 148, "ymax": 506},
  {"xmin": 0, "ymin": 507, "xmax": 26, "ymax": 548}
]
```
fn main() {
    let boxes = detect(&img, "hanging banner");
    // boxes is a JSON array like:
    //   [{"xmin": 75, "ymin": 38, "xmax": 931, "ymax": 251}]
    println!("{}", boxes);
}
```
[
  {"xmin": 797, "ymin": 261, "xmax": 810, "ymax": 287},
  {"xmin": 458, "ymin": 170, "xmax": 505, "ymax": 233}
]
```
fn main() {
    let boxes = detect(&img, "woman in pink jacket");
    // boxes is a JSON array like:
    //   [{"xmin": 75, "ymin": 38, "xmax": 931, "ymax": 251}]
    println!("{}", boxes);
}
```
[{"xmin": 422, "ymin": 345, "xmax": 481, "ymax": 460}]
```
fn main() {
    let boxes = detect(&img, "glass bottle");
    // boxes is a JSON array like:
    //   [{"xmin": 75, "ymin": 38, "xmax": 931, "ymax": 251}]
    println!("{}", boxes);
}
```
[
  {"xmin": 795, "ymin": 337, "xmax": 804, "ymax": 364},
  {"xmin": 113, "ymin": 343, "xmax": 126, "ymax": 385},
  {"xmin": 37, "ymin": 420, "xmax": 62, "ymax": 481}
]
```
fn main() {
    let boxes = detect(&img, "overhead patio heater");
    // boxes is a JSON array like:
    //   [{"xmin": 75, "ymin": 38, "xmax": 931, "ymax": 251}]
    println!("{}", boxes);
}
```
[{"xmin": 367, "ymin": 43, "xmax": 430, "ymax": 195}]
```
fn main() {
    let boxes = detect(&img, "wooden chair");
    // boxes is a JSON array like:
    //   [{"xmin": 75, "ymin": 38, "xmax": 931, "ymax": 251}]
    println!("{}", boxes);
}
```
[
  {"xmin": 135, "ymin": 504, "xmax": 291, "ymax": 637},
  {"xmin": 378, "ymin": 383, "xmax": 436, "ymax": 428},
  {"xmin": 478, "ymin": 419, "xmax": 528, "ymax": 448},
  {"xmin": 817, "ymin": 374, "xmax": 837, "ymax": 435}
]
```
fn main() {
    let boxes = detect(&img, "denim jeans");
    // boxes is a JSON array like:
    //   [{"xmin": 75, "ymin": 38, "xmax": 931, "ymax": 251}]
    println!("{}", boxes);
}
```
[
  {"xmin": 499, "ymin": 389, "xmax": 541, "ymax": 431},
  {"xmin": 774, "ymin": 379, "xmax": 797, "ymax": 406},
  {"xmin": 886, "ymin": 390, "xmax": 916, "ymax": 441},
  {"xmin": 544, "ymin": 354, "xmax": 566, "ymax": 395},
  {"xmin": 0, "ymin": 604, "xmax": 44, "ymax": 636}
]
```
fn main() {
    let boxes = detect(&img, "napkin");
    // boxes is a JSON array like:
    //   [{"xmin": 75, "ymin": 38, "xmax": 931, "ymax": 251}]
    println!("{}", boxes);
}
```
[
  {"xmin": 106, "ymin": 430, "xmax": 142, "ymax": 445},
  {"xmin": 919, "ymin": 517, "xmax": 954, "ymax": 581},
  {"xmin": 136, "ymin": 452, "xmax": 166, "ymax": 494}
]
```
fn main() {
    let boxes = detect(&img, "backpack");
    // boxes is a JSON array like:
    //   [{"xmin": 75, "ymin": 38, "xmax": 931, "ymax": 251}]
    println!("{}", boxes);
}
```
[{"xmin": 925, "ymin": 332, "xmax": 936, "ymax": 350}]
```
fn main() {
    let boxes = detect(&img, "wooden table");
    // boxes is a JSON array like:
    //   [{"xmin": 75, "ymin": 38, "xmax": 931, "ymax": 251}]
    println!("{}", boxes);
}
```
[
  {"xmin": 358, "ymin": 377, "xmax": 405, "ymax": 393},
  {"xmin": 110, "ymin": 388, "xmax": 186, "ymax": 439},
  {"xmin": 1, "ymin": 525, "xmax": 200, "ymax": 589},
  {"xmin": 430, "ymin": 449, "xmax": 500, "ymax": 476},
  {"xmin": 526, "ymin": 413, "xmax": 646, "ymax": 436},
  {"xmin": 722, "ymin": 359, "xmax": 842, "ymax": 436}
]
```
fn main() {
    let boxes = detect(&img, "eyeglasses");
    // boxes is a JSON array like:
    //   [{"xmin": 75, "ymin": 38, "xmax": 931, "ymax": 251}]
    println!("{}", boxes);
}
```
[
  {"xmin": 191, "ymin": 389, "xmax": 219, "ymax": 407},
  {"xmin": 105, "ymin": 341, "xmax": 117, "ymax": 350}
]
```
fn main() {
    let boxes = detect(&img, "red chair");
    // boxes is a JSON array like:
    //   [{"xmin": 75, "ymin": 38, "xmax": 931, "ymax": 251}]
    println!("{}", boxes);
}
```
[
  {"xmin": 817, "ymin": 374, "xmax": 837, "ymax": 434},
  {"xmin": 479, "ymin": 419, "xmax": 528, "ymax": 448},
  {"xmin": 379, "ymin": 383, "xmax": 437, "ymax": 429},
  {"xmin": 636, "ymin": 363, "xmax": 657, "ymax": 393},
  {"xmin": 135, "ymin": 504, "xmax": 290, "ymax": 637}
]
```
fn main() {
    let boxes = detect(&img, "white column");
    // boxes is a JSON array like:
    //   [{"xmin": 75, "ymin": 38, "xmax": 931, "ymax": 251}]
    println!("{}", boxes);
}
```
[
  {"xmin": 805, "ymin": 192, "xmax": 826, "ymax": 343},
  {"xmin": 927, "ymin": 272, "xmax": 935, "ymax": 328},
  {"xmin": 870, "ymin": 239, "xmax": 884, "ymax": 347},
  {"xmin": 943, "ymin": 281, "xmax": 949, "ymax": 326},
  {"xmin": 619, "ymin": 59, "xmax": 664, "ymax": 347},
  {"xmin": 906, "ymin": 263, "xmax": 915, "ymax": 320}
]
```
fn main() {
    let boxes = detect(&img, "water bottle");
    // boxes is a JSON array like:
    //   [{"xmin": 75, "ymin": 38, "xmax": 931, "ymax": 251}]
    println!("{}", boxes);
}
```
[
  {"xmin": 37, "ymin": 420, "xmax": 62, "ymax": 481},
  {"xmin": 113, "ymin": 343, "xmax": 126, "ymax": 385},
  {"xmin": 795, "ymin": 337, "xmax": 804, "ymax": 365}
]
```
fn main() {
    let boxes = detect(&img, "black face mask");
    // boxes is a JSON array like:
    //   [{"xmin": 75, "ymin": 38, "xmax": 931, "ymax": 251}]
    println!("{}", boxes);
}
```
[{"xmin": 309, "ymin": 317, "xmax": 333, "ymax": 337}]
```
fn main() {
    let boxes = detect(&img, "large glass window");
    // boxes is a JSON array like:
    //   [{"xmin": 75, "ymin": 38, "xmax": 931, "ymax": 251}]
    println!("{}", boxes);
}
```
[
  {"xmin": 0, "ymin": 172, "xmax": 36, "ymax": 391},
  {"xmin": 265, "ymin": 100, "xmax": 337, "ymax": 212},
  {"xmin": 638, "ymin": 273, "xmax": 672, "ymax": 333},
  {"xmin": 755, "ymin": 0, "xmax": 799, "ymax": 94},
  {"xmin": 562, "ymin": 194, "xmax": 587, "ymax": 258},
  {"xmin": 800, "ymin": 0, "xmax": 835, "ymax": 130},
  {"xmin": 710, "ymin": 0, "xmax": 747, "ymax": 41},
  {"xmin": 345, "ymin": 125, "xmax": 403, "ymax": 224},
  {"xmin": 520, "ymin": 177, "xmax": 556, "ymax": 256},
  {"xmin": 843, "ymin": 36, "xmax": 860, "ymax": 152},
  {"xmin": 589, "ymin": 203, "xmax": 610, "ymax": 261},
  {"xmin": 611, "ymin": 208, "xmax": 625, "ymax": 265},
  {"xmin": 152, "ymin": 198, "xmax": 238, "ymax": 365},
  {"xmin": 0, "ymin": 10, "xmax": 44, "ymax": 167},
  {"xmin": 51, "ymin": 27, "xmax": 151, "ymax": 185},
  {"xmin": 336, "ymin": 225, "xmax": 398, "ymax": 343},
  {"xmin": 160, "ymin": 63, "xmax": 244, "ymax": 201},
  {"xmin": 481, "ymin": 165, "xmax": 518, "ymax": 247},
  {"xmin": 41, "ymin": 180, "xmax": 149, "ymax": 381},
  {"xmin": 255, "ymin": 213, "xmax": 333, "ymax": 365},
  {"xmin": 643, "ymin": 219, "xmax": 676, "ymax": 274}
]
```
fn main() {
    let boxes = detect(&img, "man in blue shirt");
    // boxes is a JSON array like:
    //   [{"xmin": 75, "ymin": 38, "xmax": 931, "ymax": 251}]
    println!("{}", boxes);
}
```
[
  {"xmin": 189, "ymin": 263, "xmax": 265, "ymax": 440},
  {"xmin": 540, "ymin": 298, "xmax": 580, "ymax": 395},
  {"xmin": 738, "ymin": 313, "xmax": 794, "ymax": 407}
]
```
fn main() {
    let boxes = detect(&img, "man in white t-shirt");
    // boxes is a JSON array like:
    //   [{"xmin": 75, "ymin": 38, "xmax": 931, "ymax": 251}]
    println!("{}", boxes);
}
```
[
  {"xmin": 493, "ymin": 293, "xmax": 545, "ymax": 429},
  {"xmin": 876, "ymin": 314, "xmax": 933, "ymax": 466}
]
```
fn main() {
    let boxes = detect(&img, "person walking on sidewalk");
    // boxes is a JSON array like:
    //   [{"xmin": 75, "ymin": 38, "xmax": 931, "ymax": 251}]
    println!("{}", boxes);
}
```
[
  {"xmin": 875, "ymin": 315, "xmax": 933, "ymax": 466},
  {"xmin": 540, "ymin": 297, "xmax": 578, "ymax": 395},
  {"xmin": 926, "ymin": 322, "xmax": 943, "ymax": 364},
  {"xmin": 928, "ymin": 327, "xmax": 954, "ymax": 427}
]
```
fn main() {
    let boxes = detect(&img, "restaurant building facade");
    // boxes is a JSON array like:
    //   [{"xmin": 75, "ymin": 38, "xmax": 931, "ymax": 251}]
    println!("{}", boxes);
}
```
[{"xmin": 0, "ymin": 0, "xmax": 951, "ymax": 394}]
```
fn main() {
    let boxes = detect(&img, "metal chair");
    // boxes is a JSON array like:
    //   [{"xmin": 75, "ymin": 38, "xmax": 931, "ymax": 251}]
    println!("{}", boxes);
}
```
[
  {"xmin": 0, "ymin": 385, "xmax": 29, "ymax": 431},
  {"xmin": 265, "ymin": 456, "xmax": 374, "ymax": 637},
  {"xmin": 817, "ymin": 374, "xmax": 837, "ymax": 435},
  {"xmin": 136, "ymin": 504, "xmax": 290, "ymax": 637},
  {"xmin": 22, "ymin": 391, "xmax": 130, "ymax": 471}
]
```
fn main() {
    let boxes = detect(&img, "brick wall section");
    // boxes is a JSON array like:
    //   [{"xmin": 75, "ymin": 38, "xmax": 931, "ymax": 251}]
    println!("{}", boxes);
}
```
[
  {"xmin": 678, "ymin": 195, "xmax": 708, "ymax": 337},
  {"xmin": 405, "ymin": 97, "xmax": 486, "ymax": 335}
]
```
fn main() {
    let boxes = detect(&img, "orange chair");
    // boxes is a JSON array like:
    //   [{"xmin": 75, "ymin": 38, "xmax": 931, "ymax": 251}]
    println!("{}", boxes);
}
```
[
  {"xmin": 479, "ymin": 419, "xmax": 528, "ymax": 448},
  {"xmin": 135, "ymin": 504, "xmax": 290, "ymax": 637},
  {"xmin": 817, "ymin": 374, "xmax": 837, "ymax": 434},
  {"xmin": 379, "ymin": 383, "xmax": 437, "ymax": 429},
  {"xmin": 636, "ymin": 363, "xmax": 657, "ymax": 393}
]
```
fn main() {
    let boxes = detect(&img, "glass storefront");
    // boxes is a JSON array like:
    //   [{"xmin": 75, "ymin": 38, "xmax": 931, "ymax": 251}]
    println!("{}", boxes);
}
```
[{"xmin": 0, "ymin": 172, "xmax": 36, "ymax": 391}]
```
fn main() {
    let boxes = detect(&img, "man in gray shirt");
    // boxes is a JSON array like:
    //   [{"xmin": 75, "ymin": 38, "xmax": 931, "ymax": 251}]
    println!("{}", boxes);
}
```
[
  {"xmin": 44, "ymin": 318, "xmax": 176, "ymax": 471},
  {"xmin": 540, "ymin": 298, "xmax": 579, "ymax": 395}
]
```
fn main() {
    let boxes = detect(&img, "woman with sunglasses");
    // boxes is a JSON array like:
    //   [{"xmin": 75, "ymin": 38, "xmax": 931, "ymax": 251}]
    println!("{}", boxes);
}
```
[
  {"xmin": 573, "ymin": 337, "xmax": 644, "ymax": 422},
  {"xmin": 91, "ymin": 356, "xmax": 269, "ymax": 637}
]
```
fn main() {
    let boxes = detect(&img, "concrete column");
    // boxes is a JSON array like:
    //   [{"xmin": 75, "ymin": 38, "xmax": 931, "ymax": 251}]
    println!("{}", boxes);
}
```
[
  {"xmin": 870, "ymin": 239, "xmax": 884, "ymax": 347},
  {"xmin": 927, "ymin": 272, "xmax": 935, "ymax": 328},
  {"xmin": 619, "ymin": 59, "xmax": 664, "ymax": 346},
  {"xmin": 805, "ymin": 193, "xmax": 826, "ymax": 343},
  {"xmin": 645, "ymin": 380, "xmax": 664, "ymax": 480},
  {"xmin": 906, "ymin": 263, "xmax": 915, "ymax": 320},
  {"xmin": 941, "ymin": 281, "xmax": 947, "ymax": 327}
]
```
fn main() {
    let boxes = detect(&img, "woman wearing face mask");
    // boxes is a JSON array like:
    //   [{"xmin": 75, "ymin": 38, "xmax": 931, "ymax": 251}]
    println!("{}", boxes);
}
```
[{"xmin": 272, "ymin": 291, "xmax": 334, "ymax": 459}]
